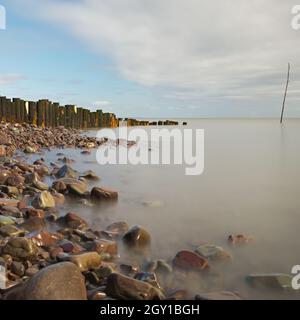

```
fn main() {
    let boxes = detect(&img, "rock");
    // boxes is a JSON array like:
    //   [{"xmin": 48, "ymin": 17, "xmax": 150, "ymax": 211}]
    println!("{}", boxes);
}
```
[
  {"xmin": 59, "ymin": 240, "xmax": 84, "ymax": 254},
  {"xmin": 0, "ymin": 215, "xmax": 15, "ymax": 227},
  {"xmin": 32, "ymin": 191, "xmax": 55, "ymax": 209},
  {"xmin": 106, "ymin": 221, "xmax": 129, "ymax": 237},
  {"xmin": 0, "ymin": 206, "xmax": 23, "ymax": 218},
  {"xmin": 195, "ymin": 291, "xmax": 242, "ymax": 300},
  {"xmin": 88, "ymin": 289, "xmax": 107, "ymax": 300},
  {"xmin": 27, "ymin": 230, "xmax": 64, "ymax": 247},
  {"xmin": 1, "ymin": 186, "xmax": 19, "ymax": 196},
  {"xmin": 57, "ymin": 212, "xmax": 88, "ymax": 230},
  {"xmin": 134, "ymin": 272, "xmax": 161, "ymax": 289},
  {"xmin": 0, "ymin": 225, "xmax": 24, "ymax": 237},
  {"xmin": 63, "ymin": 252, "xmax": 101, "ymax": 272},
  {"xmin": 55, "ymin": 165, "xmax": 78, "ymax": 179},
  {"xmin": 91, "ymin": 187, "xmax": 118, "ymax": 201},
  {"xmin": 246, "ymin": 274, "xmax": 293, "ymax": 290},
  {"xmin": 51, "ymin": 191, "xmax": 65, "ymax": 206},
  {"xmin": 21, "ymin": 217, "xmax": 46, "ymax": 232},
  {"xmin": 228, "ymin": 234, "xmax": 254, "ymax": 245},
  {"xmin": 123, "ymin": 225, "xmax": 151, "ymax": 251},
  {"xmin": 91, "ymin": 239, "xmax": 118, "ymax": 256},
  {"xmin": 0, "ymin": 170, "xmax": 10, "ymax": 184},
  {"xmin": 106, "ymin": 273, "xmax": 164, "ymax": 300},
  {"xmin": 5, "ymin": 262, "xmax": 87, "ymax": 300},
  {"xmin": 32, "ymin": 180, "xmax": 49, "ymax": 191},
  {"xmin": 3, "ymin": 237, "xmax": 38, "ymax": 261},
  {"xmin": 195, "ymin": 244, "xmax": 231, "ymax": 261},
  {"xmin": 24, "ymin": 145, "xmax": 38, "ymax": 153},
  {"xmin": 24, "ymin": 207, "xmax": 45, "ymax": 219},
  {"xmin": 6, "ymin": 173, "xmax": 25, "ymax": 188},
  {"xmin": 173, "ymin": 250, "xmax": 210, "ymax": 272},
  {"xmin": 67, "ymin": 180, "xmax": 88, "ymax": 196},
  {"xmin": 0, "ymin": 198, "xmax": 19, "ymax": 207},
  {"xmin": 52, "ymin": 180, "xmax": 67, "ymax": 193},
  {"xmin": 11, "ymin": 261, "xmax": 25, "ymax": 277},
  {"xmin": 0, "ymin": 145, "xmax": 6, "ymax": 157},
  {"xmin": 80, "ymin": 170, "xmax": 99, "ymax": 180},
  {"xmin": 24, "ymin": 172, "xmax": 41, "ymax": 184},
  {"xmin": 25, "ymin": 266, "xmax": 40, "ymax": 277}
]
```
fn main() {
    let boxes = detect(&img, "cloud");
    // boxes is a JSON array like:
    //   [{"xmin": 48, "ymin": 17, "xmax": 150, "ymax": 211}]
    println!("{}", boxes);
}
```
[
  {"xmin": 11, "ymin": 0, "xmax": 300, "ymax": 114},
  {"xmin": 0, "ymin": 73, "xmax": 25, "ymax": 86}
]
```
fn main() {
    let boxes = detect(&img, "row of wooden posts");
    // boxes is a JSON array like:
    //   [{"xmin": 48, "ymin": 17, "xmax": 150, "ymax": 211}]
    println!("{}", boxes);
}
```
[{"xmin": 0, "ymin": 95, "xmax": 180, "ymax": 129}]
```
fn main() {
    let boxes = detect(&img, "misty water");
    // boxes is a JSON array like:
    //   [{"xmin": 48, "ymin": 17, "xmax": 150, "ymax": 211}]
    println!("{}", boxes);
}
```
[{"xmin": 27, "ymin": 119, "xmax": 300, "ymax": 299}]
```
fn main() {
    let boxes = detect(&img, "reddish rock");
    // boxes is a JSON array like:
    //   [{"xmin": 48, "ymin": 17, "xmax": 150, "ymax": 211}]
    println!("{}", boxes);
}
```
[
  {"xmin": 52, "ymin": 180, "xmax": 67, "ymax": 193},
  {"xmin": 58, "ymin": 212, "xmax": 88, "ymax": 230},
  {"xmin": 0, "ymin": 145, "xmax": 6, "ymax": 157},
  {"xmin": 50, "ymin": 247, "xmax": 64, "ymax": 259},
  {"xmin": 51, "ymin": 192, "xmax": 65, "ymax": 206},
  {"xmin": 24, "ymin": 207, "xmax": 45, "ymax": 219},
  {"xmin": 92, "ymin": 239, "xmax": 118, "ymax": 256},
  {"xmin": 6, "ymin": 173, "xmax": 25, "ymax": 188},
  {"xmin": 0, "ymin": 198, "xmax": 19, "ymax": 207},
  {"xmin": 173, "ymin": 250, "xmax": 210, "ymax": 272},
  {"xmin": 91, "ymin": 187, "xmax": 118, "ymax": 201},
  {"xmin": 21, "ymin": 217, "xmax": 46, "ymax": 232},
  {"xmin": 27, "ymin": 230, "xmax": 64, "ymax": 247}
]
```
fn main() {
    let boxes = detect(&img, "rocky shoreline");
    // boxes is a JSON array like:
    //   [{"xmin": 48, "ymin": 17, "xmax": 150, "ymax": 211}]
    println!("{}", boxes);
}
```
[{"xmin": 0, "ymin": 122, "xmax": 296, "ymax": 300}]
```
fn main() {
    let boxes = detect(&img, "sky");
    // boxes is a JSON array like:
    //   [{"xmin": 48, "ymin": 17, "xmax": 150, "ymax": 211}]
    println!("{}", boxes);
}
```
[{"xmin": 0, "ymin": 0, "xmax": 300, "ymax": 118}]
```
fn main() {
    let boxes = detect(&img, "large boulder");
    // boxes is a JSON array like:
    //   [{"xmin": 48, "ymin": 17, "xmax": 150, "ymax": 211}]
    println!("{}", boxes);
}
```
[{"xmin": 5, "ymin": 262, "xmax": 87, "ymax": 300}]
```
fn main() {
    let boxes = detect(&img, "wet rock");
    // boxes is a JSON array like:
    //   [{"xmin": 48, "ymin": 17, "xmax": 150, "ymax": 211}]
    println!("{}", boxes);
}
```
[
  {"xmin": 57, "ymin": 212, "xmax": 88, "ymax": 230},
  {"xmin": 0, "ymin": 186, "xmax": 19, "ymax": 196},
  {"xmin": 55, "ymin": 165, "xmax": 78, "ymax": 179},
  {"xmin": 246, "ymin": 274, "xmax": 293, "ymax": 290},
  {"xmin": 123, "ymin": 225, "xmax": 151, "ymax": 251},
  {"xmin": 195, "ymin": 291, "xmax": 242, "ymax": 300},
  {"xmin": 21, "ymin": 217, "xmax": 46, "ymax": 232},
  {"xmin": 173, "ymin": 250, "xmax": 210, "ymax": 272},
  {"xmin": 106, "ymin": 273, "xmax": 164, "ymax": 300},
  {"xmin": 51, "ymin": 191, "xmax": 65, "ymax": 206},
  {"xmin": 32, "ymin": 191, "xmax": 55, "ymax": 209},
  {"xmin": 67, "ymin": 180, "xmax": 88, "ymax": 196},
  {"xmin": 106, "ymin": 221, "xmax": 129, "ymax": 237},
  {"xmin": 5, "ymin": 262, "xmax": 87, "ymax": 300},
  {"xmin": 0, "ymin": 215, "xmax": 15, "ymax": 227},
  {"xmin": 0, "ymin": 170, "xmax": 10, "ymax": 184},
  {"xmin": 0, "ymin": 198, "xmax": 19, "ymax": 207},
  {"xmin": 23, "ymin": 207, "xmax": 45, "ymax": 219},
  {"xmin": 63, "ymin": 252, "xmax": 101, "ymax": 272},
  {"xmin": 134, "ymin": 272, "xmax": 161, "ymax": 289},
  {"xmin": 11, "ymin": 261, "xmax": 25, "ymax": 277},
  {"xmin": 91, "ymin": 239, "xmax": 118, "ymax": 256},
  {"xmin": 0, "ymin": 145, "xmax": 6, "ymax": 157},
  {"xmin": 6, "ymin": 173, "xmax": 25, "ymax": 188},
  {"xmin": 24, "ymin": 146, "xmax": 38, "ymax": 154},
  {"xmin": 52, "ymin": 180, "xmax": 67, "ymax": 193},
  {"xmin": 27, "ymin": 230, "xmax": 64, "ymax": 247},
  {"xmin": 88, "ymin": 289, "xmax": 107, "ymax": 300},
  {"xmin": 0, "ymin": 225, "xmax": 24, "ymax": 237},
  {"xmin": 59, "ymin": 240, "xmax": 84, "ymax": 254},
  {"xmin": 3, "ymin": 237, "xmax": 38, "ymax": 261},
  {"xmin": 24, "ymin": 172, "xmax": 41, "ymax": 184},
  {"xmin": 195, "ymin": 244, "xmax": 231, "ymax": 261},
  {"xmin": 0, "ymin": 206, "xmax": 23, "ymax": 218},
  {"xmin": 25, "ymin": 266, "xmax": 40, "ymax": 277},
  {"xmin": 228, "ymin": 234, "xmax": 254, "ymax": 245},
  {"xmin": 80, "ymin": 170, "xmax": 99, "ymax": 180},
  {"xmin": 91, "ymin": 187, "xmax": 118, "ymax": 201}
]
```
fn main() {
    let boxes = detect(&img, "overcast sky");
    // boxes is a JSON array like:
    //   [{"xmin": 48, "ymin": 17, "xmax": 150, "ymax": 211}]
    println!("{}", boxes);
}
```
[{"xmin": 1, "ymin": 0, "xmax": 300, "ymax": 118}]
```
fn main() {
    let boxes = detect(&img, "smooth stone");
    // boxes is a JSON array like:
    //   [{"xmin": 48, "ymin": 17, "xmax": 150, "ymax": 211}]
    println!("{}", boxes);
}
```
[
  {"xmin": 195, "ymin": 291, "xmax": 242, "ymax": 300},
  {"xmin": 195, "ymin": 244, "xmax": 232, "ymax": 261},
  {"xmin": 57, "ymin": 212, "xmax": 88, "ymax": 230},
  {"xmin": 106, "ymin": 221, "xmax": 129, "ymax": 237},
  {"xmin": 67, "ymin": 181, "xmax": 88, "ymax": 196},
  {"xmin": 3, "ymin": 237, "xmax": 38, "ymax": 261},
  {"xmin": 0, "ymin": 206, "xmax": 23, "ymax": 218},
  {"xmin": 32, "ymin": 180, "xmax": 49, "ymax": 191},
  {"xmin": 0, "ymin": 198, "xmax": 19, "ymax": 207},
  {"xmin": 24, "ymin": 207, "xmax": 45, "ymax": 219},
  {"xmin": 246, "ymin": 274, "xmax": 293, "ymax": 290},
  {"xmin": 123, "ymin": 225, "xmax": 151, "ymax": 251},
  {"xmin": 6, "ymin": 173, "xmax": 25, "ymax": 188},
  {"xmin": 21, "ymin": 217, "xmax": 46, "ymax": 232},
  {"xmin": 0, "ymin": 215, "xmax": 15, "ymax": 227},
  {"xmin": 0, "ymin": 170, "xmax": 10, "ymax": 184},
  {"xmin": 0, "ymin": 225, "xmax": 24, "ymax": 237},
  {"xmin": 5, "ymin": 262, "xmax": 87, "ymax": 300},
  {"xmin": 24, "ymin": 172, "xmax": 41, "ymax": 184},
  {"xmin": 1, "ymin": 186, "xmax": 19, "ymax": 196},
  {"xmin": 55, "ymin": 165, "xmax": 78, "ymax": 179},
  {"xmin": 24, "ymin": 146, "xmax": 38, "ymax": 153},
  {"xmin": 63, "ymin": 252, "xmax": 102, "ymax": 272},
  {"xmin": 32, "ymin": 191, "xmax": 55, "ymax": 209},
  {"xmin": 106, "ymin": 273, "xmax": 164, "ymax": 300},
  {"xmin": 51, "ymin": 192, "xmax": 65, "ymax": 206},
  {"xmin": 91, "ymin": 187, "xmax": 118, "ymax": 201},
  {"xmin": 11, "ymin": 261, "xmax": 25, "ymax": 277},
  {"xmin": 26, "ymin": 230, "xmax": 64, "ymax": 247},
  {"xmin": 173, "ymin": 250, "xmax": 210, "ymax": 271},
  {"xmin": 80, "ymin": 170, "xmax": 99, "ymax": 180},
  {"xmin": 52, "ymin": 180, "xmax": 67, "ymax": 193},
  {"xmin": 91, "ymin": 239, "xmax": 118, "ymax": 256}
]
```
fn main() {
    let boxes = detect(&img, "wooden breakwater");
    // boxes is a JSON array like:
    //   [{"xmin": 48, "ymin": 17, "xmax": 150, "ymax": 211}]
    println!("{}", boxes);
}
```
[{"xmin": 0, "ymin": 95, "xmax": 180, "ymax": 129}]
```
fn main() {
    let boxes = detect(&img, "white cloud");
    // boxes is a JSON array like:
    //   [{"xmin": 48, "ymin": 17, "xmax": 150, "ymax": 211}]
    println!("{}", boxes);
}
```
[
  {"xmin": 0, "ymin": 73, "xmax": 25, "ymax": 86},
  {"xmin": 11, "ymin": 0, "xmax": 300, "ymax": 115}
]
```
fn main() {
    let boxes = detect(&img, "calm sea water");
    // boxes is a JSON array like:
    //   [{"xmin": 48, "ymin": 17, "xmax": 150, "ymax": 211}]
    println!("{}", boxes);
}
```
[{"xmin": 28, "ymin": 119, "xmax": 300, "ymax": 299}]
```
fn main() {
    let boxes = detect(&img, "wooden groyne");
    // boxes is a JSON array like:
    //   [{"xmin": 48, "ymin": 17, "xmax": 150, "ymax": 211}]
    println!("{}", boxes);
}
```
[{"xmin": 0, "ymin": 95, "xmax": 181, "ymax": 129}]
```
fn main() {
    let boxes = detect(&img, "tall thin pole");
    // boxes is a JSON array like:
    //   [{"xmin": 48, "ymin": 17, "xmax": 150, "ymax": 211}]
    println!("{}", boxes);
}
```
[{"xmin": 280, "ymin": 63, "xmax": 291, "ymax": 124}]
